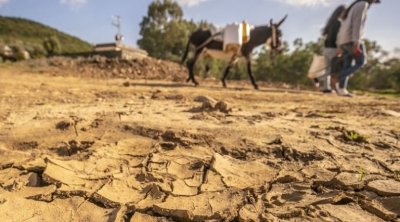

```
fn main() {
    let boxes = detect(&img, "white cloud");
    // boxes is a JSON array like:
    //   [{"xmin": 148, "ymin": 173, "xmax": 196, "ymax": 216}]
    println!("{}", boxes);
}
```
[
  {"xmin": 60, "ymin": 0, "xmax": 87, "ymax": 7},
  {"xmin": 175, "ymin": 0, "xmax": 208, "ymax": 7},
  {"xmin": 274, "ymin": 0, "xmax": 341, "ymax": 7},
  {"xmin": 0, "ymin": 0, "xmax": 10, "ymax": 7},
  {"xmin": 175, "ymin": 0, "xmax": 344, "ymax": 8}
]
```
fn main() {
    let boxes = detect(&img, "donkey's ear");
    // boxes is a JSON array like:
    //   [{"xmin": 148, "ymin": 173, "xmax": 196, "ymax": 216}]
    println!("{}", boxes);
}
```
[
  {"xmin": 270, "ymin": 19, "xmax": 273, "ymax": 26},
  {"xmin": 277, "ymin": 14, "xmax": 288, "ymax": 27}
]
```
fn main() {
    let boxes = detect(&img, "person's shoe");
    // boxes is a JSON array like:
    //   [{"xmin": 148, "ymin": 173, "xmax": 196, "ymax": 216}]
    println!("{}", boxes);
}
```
[
  {"xmin": 336, "ymin": 86, "xmax": 353, "ymax": 97},
  {"xmin": 334, "ymin": 82, "xmax": 340, "ymax": 92},
  {"xmin": 322, "ymin": 89, "xmax": 333, "ymax": 94},
  {"xmin": 330, "ymin": 74, "xmax": 339, "ymax": 89},
  {"xmin": 342, "ymin": 88, "xmax": 354, "ymax": 97},
  {"xmin": 313, "ymin": 78, "xmax": 320, "ymax": 88}
]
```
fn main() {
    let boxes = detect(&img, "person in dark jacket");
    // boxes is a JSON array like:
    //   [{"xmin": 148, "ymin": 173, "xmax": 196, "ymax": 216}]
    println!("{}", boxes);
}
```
[{"xmin": 317, "ymin": 5, "xmax": 347, "ymax": 93}]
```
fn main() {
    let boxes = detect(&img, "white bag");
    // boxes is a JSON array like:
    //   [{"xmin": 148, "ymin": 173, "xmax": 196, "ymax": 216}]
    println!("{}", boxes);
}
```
[
  {"xmin": 223, "ymin": 23, "xmax": 242, "ymax": 53},
  {"xmin": 307, "ymin": 54, "xmax": 326, "ymax": 79}
]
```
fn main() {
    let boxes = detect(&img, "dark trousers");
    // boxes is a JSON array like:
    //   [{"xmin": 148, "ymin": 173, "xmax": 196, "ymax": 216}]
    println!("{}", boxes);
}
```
[{"xmin": 339, "ymin": 42, "xmax": 366, "ymax": 89}]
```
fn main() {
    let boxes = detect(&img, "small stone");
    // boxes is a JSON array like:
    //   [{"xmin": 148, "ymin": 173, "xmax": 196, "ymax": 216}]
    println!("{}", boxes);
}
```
[
  {"xmin": 215, "ymin": 101, "xmax": 231, "ymax": 113},
  {"xmin": 165, "ymin": 94, "xmax": 184, "ymax": 100},
  {"xmin": 55, "ymin": 120, "xmax": 71, "ymax": 131},
  {"xmin": 194, "ymin": 95, "xmax": 216, "ymax": 104},
  {"xmin": 194, "ymin": 96, "xmax": 216, "ymax": 111},
  {"xmin": 275, "ymin": 170, "xmax": 304, "ymax": 183},
  {"xmin": 201, "ymin": 100, "xmax": 214, "ymax": 110}
]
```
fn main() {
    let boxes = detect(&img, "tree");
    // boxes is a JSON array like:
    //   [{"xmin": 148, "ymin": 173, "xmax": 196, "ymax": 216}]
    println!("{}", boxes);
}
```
[
  {"xmin": 43, "ymin": 35, "xmax": 61, "ymax": 56},
  {"xmin": 137, "ymin": 0, "xmax": 197, "ymax": 61},
  {"xmin": 26, "ymin": 45, "xmax": 46, "ymax": 58},
  {"xmin": 9, "ymin": 45, "xmax": 27, "ymax": 61}
]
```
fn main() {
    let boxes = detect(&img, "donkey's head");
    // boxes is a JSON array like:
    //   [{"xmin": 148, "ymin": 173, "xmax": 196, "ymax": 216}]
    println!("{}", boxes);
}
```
[{"xmin": 266, "ymin": 15, "xmax": 287, "ymax": 54}]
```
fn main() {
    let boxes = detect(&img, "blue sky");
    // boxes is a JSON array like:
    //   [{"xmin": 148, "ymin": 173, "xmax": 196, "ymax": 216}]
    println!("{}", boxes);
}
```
[{"xmin": 0, "ymin": 0, "xmax": 399, "ymax": 53}]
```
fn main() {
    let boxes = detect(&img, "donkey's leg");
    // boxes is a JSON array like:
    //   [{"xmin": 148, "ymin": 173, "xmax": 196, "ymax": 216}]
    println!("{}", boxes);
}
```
[
  {"xmin": 186, "ymin": 58, "xmax": 194, "ymax": 83},
  {"xmin": 221, "ymin": 65, "xmax": 233, "ymax": 88},
  {"xmin": 203, "ymin": 62, "xmax": 211, "ymax": 79},
  {"xmin": 188, "ymin": 50, "xmax": 201, "ymax": 86},
  {"xmin": 221, "ymin": 56, "xmax": 237, "ymax": 88},
  {"xmin": 246, "ymin": 58, "xmax": 258, "ymax": 90}
]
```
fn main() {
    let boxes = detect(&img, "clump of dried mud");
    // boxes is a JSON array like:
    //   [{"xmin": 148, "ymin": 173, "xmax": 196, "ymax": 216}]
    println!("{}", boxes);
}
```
[{"xmin": 0, "ymin": 64, "xmax": 399, "ymax": 222}]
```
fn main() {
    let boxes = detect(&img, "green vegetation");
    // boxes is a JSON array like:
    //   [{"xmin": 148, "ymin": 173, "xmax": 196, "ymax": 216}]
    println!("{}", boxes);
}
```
[
  {"xmin": 137, "ymin": 0, "xmax": 206, "ymax": 62},
  {"xmin": 138, "ymin": 0, "xmax": 400, "ymax": 92},
  {"xmin": 367, "ymin": 90, "xmax": 400, "ymax": 98},
  {"xmin": 254, "ymin": 39, "xmax": 322, "ymax": 87},
  {"xmin": 343, "ymin": 130, "xmax": 368, "ymax": 143},
  {"xmin": 10, "ymin": 45, "xmax": 27, "ymax": 60},
  {"xmin": 357, "ymin": 166, "xmax": 368, "ymax": 182},
  {"xmin": 43, "ymin": 35, "xmax": 62, "ymax": 55},
  {"xmin": 0, "ymin": 15, "xmax": 92, "ymax": 57}
]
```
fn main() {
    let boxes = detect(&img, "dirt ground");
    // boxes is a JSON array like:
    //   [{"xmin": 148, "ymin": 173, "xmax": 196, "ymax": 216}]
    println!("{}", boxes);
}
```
[{"xmin": 0, "ymin": 63, "xmax": 399, "ymax": 222}]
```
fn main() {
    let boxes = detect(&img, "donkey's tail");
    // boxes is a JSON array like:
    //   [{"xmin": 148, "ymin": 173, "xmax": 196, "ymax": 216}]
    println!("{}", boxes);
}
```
[{"xmin": 181, "ymin": 39, "xmax": 191, "ymax": 65}]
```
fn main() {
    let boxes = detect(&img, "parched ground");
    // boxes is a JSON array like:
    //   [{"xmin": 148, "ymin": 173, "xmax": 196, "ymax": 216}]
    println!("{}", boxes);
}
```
[{"xmin": 0, "ymin": 64, "xmax": 399, "ymax": 222}]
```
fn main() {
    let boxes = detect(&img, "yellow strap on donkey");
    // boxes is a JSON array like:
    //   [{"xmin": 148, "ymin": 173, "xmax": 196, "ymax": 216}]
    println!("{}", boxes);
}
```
[{"xmin": 242, "ymin": 21, "xmax": 250, "ymax": 43}]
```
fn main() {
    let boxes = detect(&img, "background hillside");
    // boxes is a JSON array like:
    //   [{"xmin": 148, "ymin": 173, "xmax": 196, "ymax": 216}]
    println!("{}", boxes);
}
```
[{"xmin": 0, "ymin": 16, "xmax": 92, "ymax": 54}]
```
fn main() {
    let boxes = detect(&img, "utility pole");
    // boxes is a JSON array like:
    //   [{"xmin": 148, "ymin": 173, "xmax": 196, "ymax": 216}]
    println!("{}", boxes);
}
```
[{"xmin": 112, "ymin": 15, "xmax": 123, "ymax": 44}]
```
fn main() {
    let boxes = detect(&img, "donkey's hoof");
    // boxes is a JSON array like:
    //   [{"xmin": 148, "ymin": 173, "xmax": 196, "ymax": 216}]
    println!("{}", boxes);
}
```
[
  {"xmin": 186, "ymin": 78, "xmax": 191, "ymax": 83},
  {"xmin": 254, "ymin": 85, "xmax": 259, "ymax": 90},
  {"xmin": 221, "ymin": 82, "xmax": 227, "ymax": 88}
]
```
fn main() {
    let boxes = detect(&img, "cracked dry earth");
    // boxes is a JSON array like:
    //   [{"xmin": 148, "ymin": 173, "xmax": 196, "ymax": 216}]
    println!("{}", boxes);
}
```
[{"xmin": 0, "ymin": 66, "xmax": 399, "ymax": 222}]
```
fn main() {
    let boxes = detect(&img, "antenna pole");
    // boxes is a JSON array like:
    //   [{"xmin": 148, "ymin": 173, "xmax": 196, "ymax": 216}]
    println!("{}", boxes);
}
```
[{"xmin": 112, "ymin": 15, "xmax": 123, "ymax": 43}]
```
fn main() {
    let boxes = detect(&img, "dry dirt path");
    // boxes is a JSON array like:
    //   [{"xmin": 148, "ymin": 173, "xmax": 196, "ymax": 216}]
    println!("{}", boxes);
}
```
[{"xmin": 0, "ymin": 66, "xmax": 399, "ymax": 221}]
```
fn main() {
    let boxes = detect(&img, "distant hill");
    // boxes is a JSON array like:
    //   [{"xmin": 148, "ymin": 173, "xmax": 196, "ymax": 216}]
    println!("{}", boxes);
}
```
[{"xmin": 0, "ymin": 16, "xmax": 92, "ymax": 54}]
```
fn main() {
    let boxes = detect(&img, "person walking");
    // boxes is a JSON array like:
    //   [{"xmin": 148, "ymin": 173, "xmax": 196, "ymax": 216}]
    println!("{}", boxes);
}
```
[
  {"xmin": 336, "ymin": 0, "xmax": 381, "ymax": 97},
  {"xmin": 318, "ymin": 5, "xmax": 347, "ymax": 93}
]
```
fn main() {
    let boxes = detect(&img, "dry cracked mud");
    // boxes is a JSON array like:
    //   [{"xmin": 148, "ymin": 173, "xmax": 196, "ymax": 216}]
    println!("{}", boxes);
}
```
[{"xmin": 0, "ymin": 64, "xmax": 399, "ymax": 221}]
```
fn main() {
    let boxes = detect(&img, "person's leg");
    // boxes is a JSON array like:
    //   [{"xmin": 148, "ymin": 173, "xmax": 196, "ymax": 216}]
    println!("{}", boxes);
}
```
[
  {"xmin": 343, "ymin": 43, "xmax": 366, "ymax": 89},
  {"xmin": 320, "ymin": 48, "xmax": 337, "ymax": 92},
  {"xmin": 322, "ymin": 75, "xmax": 332, "ymax": 92},
  {"xmin": 330, "ymin": 55, "xmax": 343, "ymax": 90},
  {"xmin": 339, "ymin": 43, "xmax": 354, "ymax": 89},
  {"xmin": 339, "ymin": 43, "xmax": 366, "ymax": 89}
]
